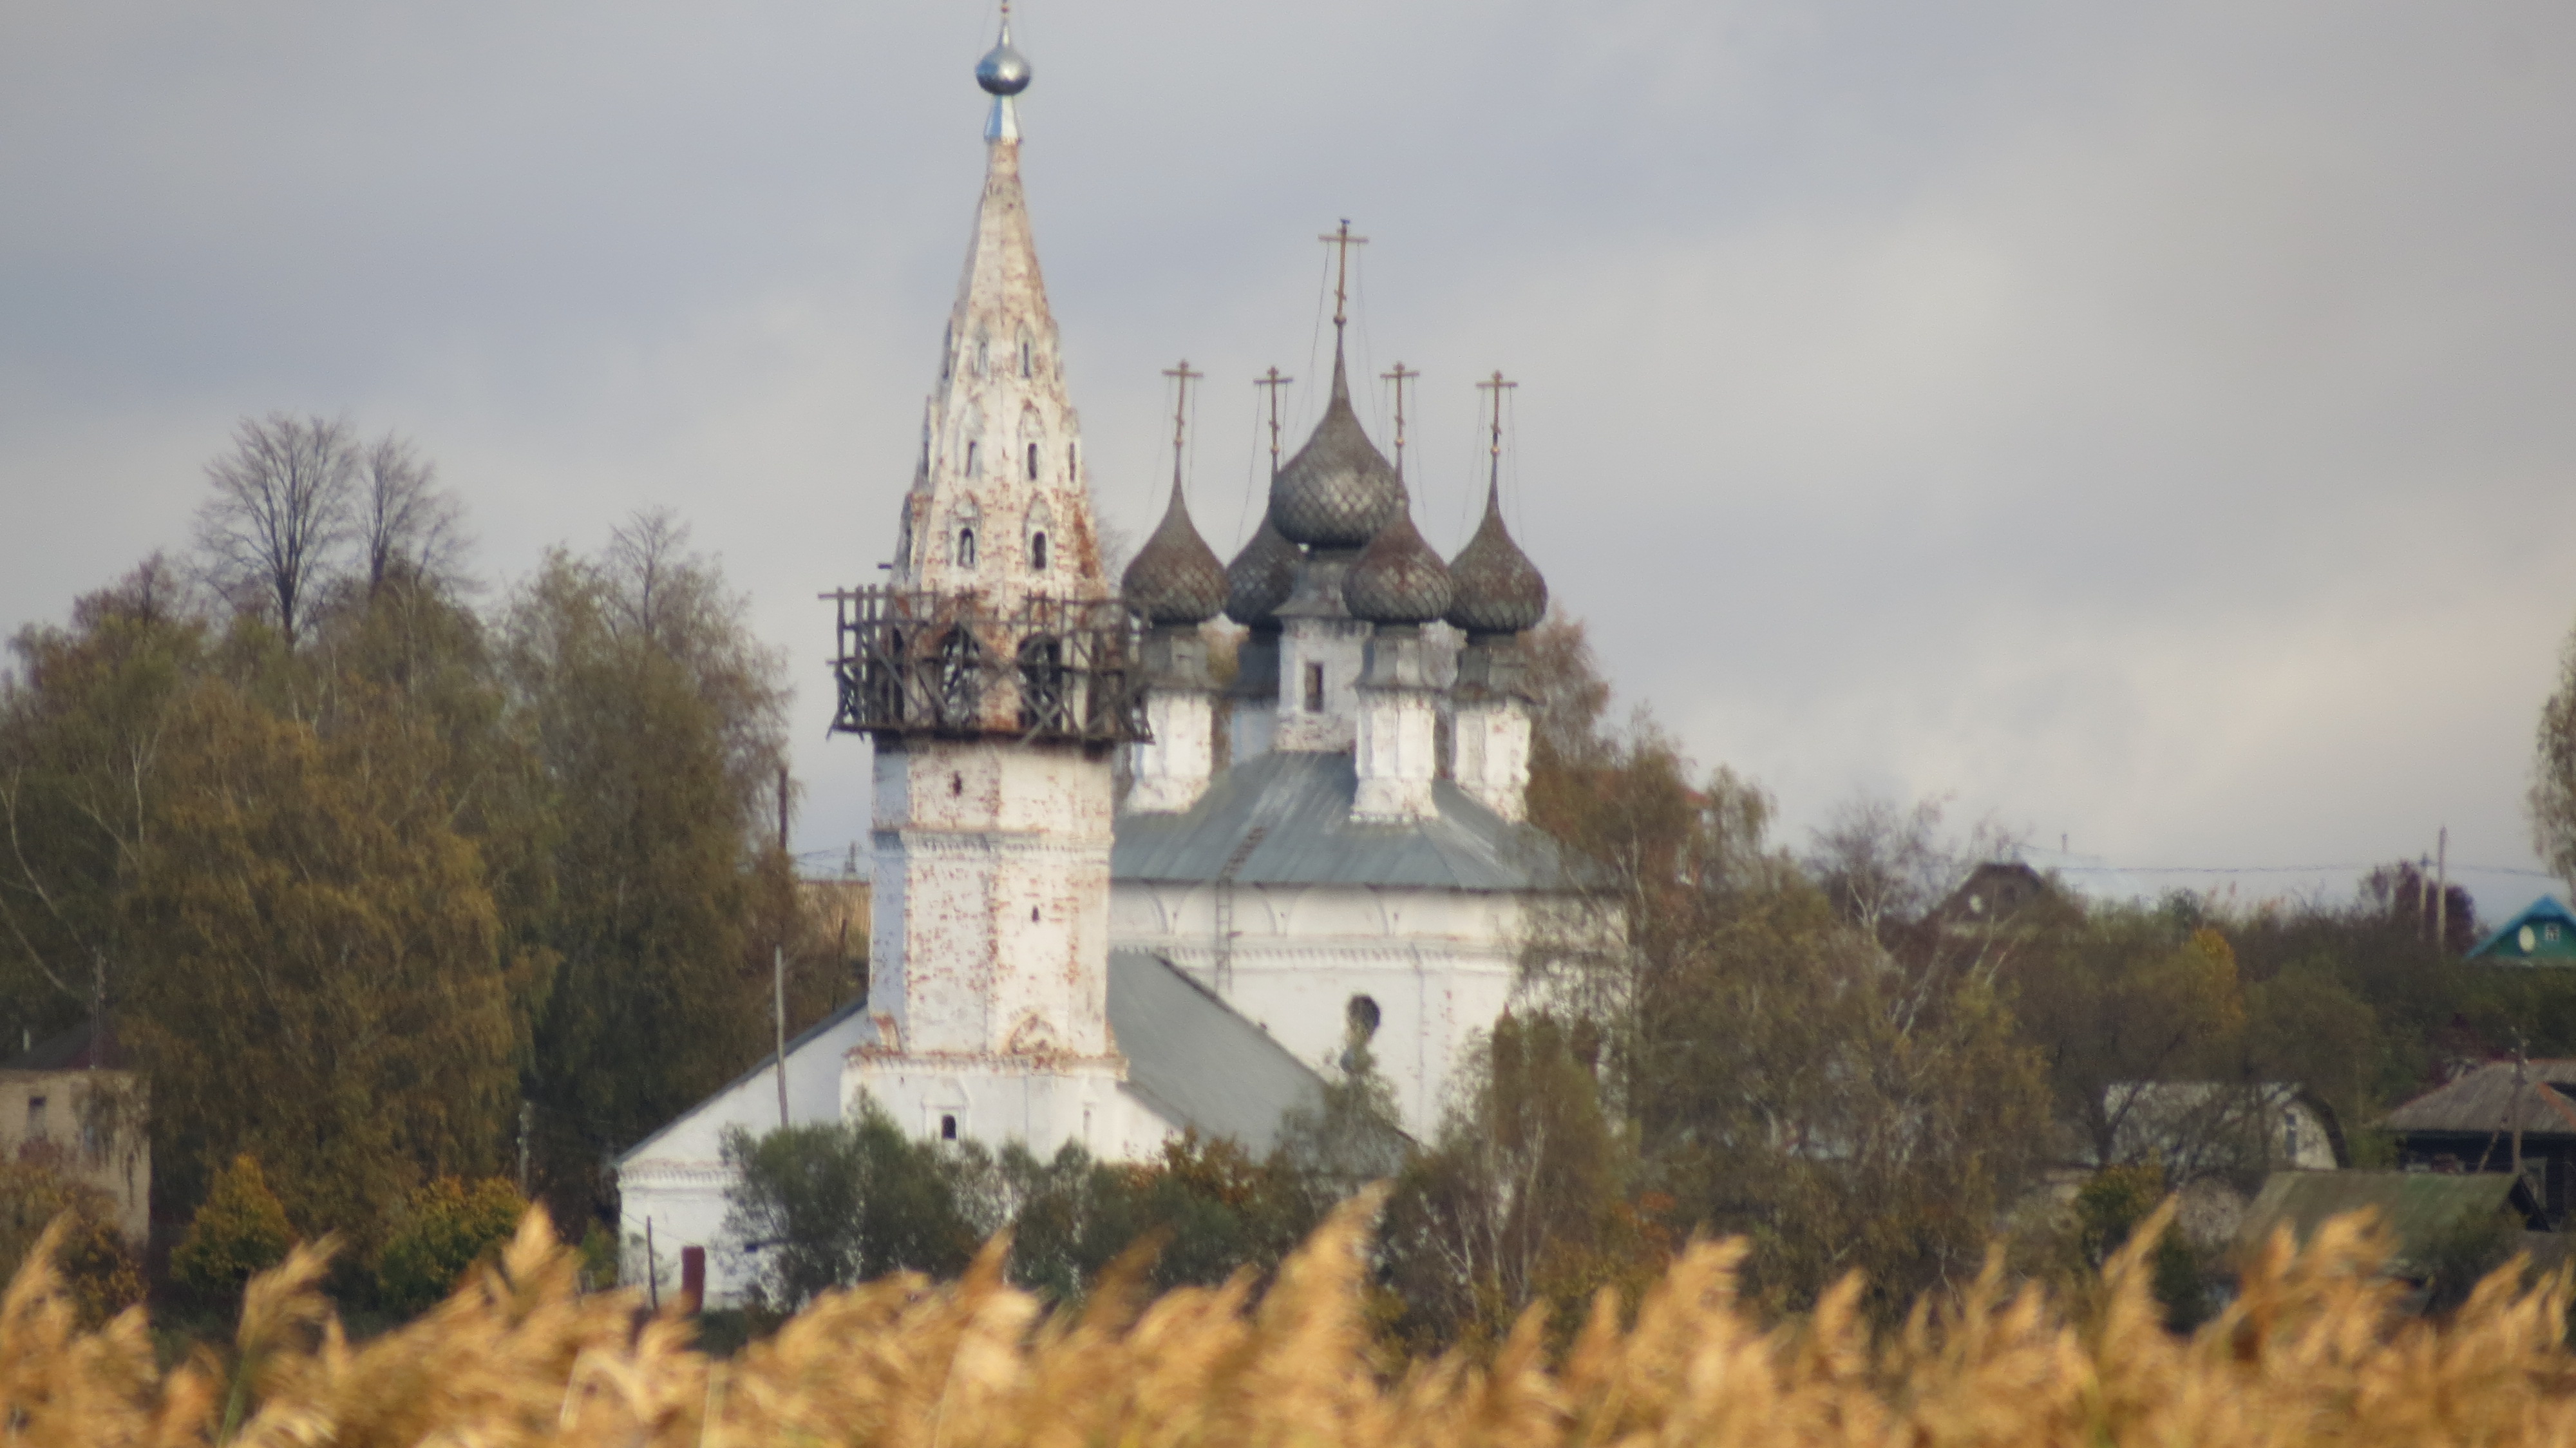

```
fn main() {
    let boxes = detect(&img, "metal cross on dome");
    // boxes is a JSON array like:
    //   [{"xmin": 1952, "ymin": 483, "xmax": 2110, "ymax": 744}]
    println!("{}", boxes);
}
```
[
  {"xmin": 1382, "ymin": 361, "xmax": 1419, "ymax": 479},
  {"xmin": 1162, "ymin": 359, "xmax": 1203, "ymax": 473},
  {"xmin": 1319, "ymin": 220, "xmax": 1368, "ymax": 332},
  {"xmin": 1255, "ymin": 367, "xmax": 1294, "ymax": 477},
  {"xmin": 1477, "ymin": 370, "xmax": 1519, "ymax": 487}
]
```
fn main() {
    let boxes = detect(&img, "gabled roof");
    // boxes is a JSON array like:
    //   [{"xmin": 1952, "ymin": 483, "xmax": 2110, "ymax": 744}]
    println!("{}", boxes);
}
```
[
  {"xmin": 2467, "ymin": 896, "xmax": 2576, "ymax": 963},
  {"xmin": 2381, "ymin": 1059, "xmax": 2576, "ymax": 1139},
  {"xmin": 2, "ymin": 1018, "xmax": 127, "ymax": 1072},
  {"xmin": 1107, "ymin": 951, "xmax": 1328, "ymax": 1154},
  {"xmin": 2237, "ymin": 1170, "xmax": 2547, "ymax": 1277},
  {"xmin": 614, "ymin": 996, "xmax": 878, "ymax": 1165},
  {"xmin": 1112, "ymin": 750, "xmax": 1564, "ymax": 891}
]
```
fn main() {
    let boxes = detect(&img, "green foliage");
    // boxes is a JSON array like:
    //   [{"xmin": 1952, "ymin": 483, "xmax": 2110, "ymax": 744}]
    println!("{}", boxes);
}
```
[
  {"xmin": 376, "ymin": 1176, "xmax": 527, "ymax": 1315},
  {"xmin": 2421, "ymin": 1203, "xmax": 2517, "ymax": 1316},
  {"xmin": 509, "ymin": 515, "xmax": 789, "ymax": 1219},
  {"xmin": 1380, "ymin": 1011, "xmax": 1654, "ymax": 1349},
  {"xmin": 719, "ymin": 1103, "xmax": 981, "ymax": 1311},
  {"xmin": 2073, "ymin": 1166, "xmax": 2210, "ymax": 1331},
  {"xmin": 171, "ymin": 1154, "xmax": 293, "ymax": 1299},
  {"xmin": 121, "ymin": 672, "xmax": 520, "ymax": 1241}
]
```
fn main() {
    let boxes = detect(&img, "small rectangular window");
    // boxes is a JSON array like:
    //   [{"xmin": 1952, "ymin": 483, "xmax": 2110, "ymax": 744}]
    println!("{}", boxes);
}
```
[
  {"xmin": 1303, "ymin": 662, "xmax": 1325, "ymax": 713},
  {"xmin": 940, "ymin": 1113, "xmax": 959, "ymax": 1141},
  {"xmin": 25, "ymin": 1096, "xmax": 46, "ymax": 1139}
]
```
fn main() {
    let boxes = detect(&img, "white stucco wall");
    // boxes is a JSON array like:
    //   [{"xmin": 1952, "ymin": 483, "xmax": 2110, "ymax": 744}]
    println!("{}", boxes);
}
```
[
  {"xmin": 615, "ymin": 1007, "xmax": 876, "ymax": 1309},
  {"xmin": 1110, "ymin": 880, "xmax": 1525, "ymax": 1136}
]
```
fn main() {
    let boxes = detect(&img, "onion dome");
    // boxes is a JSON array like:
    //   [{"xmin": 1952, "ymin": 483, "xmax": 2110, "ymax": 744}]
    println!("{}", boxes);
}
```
[
  {"xmin": 1122, "ymin": 479, "xmax": 1228, "ymax": 625},
  {"xmin": 1444, "ymin": 479, "xmax": 1548, "ymax": 636},
  {"xmin": 1269, "ymin": 349, "xmax": 1406, "ymax": 549},
  {"xmin": 1224, "ymin": 512, "xmax": 1300, "ymax": 625},
  {"xmin": 1343, "ymin": 512, "xmax": 1454, "ymax": 625},
  {"xmin": 976, "ymin": 21, "xmax": 1031, "ymax": 94}
]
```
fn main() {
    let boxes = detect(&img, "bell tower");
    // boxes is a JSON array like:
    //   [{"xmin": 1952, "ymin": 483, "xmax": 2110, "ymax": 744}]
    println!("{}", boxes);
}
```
[{"xmin": 826, "ymin": 12, "xmax": 1144, "ymax": 1152}]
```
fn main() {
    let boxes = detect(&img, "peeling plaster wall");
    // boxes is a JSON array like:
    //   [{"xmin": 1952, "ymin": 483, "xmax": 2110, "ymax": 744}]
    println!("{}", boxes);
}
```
[
  {"xmin": 1273, "ymin": 616, "xmax": 1368, "ymax": 752},
  {"xmin": 1449, "ymin": 698, "xmax": 1533, "ymax": 823},
  {"xmin": 869, "ymin": 738, "xmax": 1113, "ymax": 1058},
  {"xmin": 1128, "ymin": 687, "xmax": 1214, "ymax": 814}
]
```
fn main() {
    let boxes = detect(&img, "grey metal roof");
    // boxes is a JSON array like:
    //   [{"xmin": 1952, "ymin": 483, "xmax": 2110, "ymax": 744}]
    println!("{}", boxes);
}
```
[
  {"xmin": 2382, "ymin": 1060, "xmax": 2576, "ymax": 1139},
  {"xmin": 1109, "ymin": 950, "xmax": 1326, "ymax": 1154},
  {"xmin": 1112, "ymin": 750, "xmax": 1565, "ymax": 891}
]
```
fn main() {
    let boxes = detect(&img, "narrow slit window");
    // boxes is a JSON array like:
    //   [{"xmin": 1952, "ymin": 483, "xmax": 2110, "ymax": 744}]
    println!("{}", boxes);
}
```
[
  {"xmin": 1019, "ymin": 338, "xmax": 1032, "ymax": 377},
  {"xmin": 25, "ymin": 1096, "xmax": 45, "ymax": 1139},
  {"xmin": 965, "ymin": 440, "xmax": 978, "ymax": 475},
  {"xmin": 1067, "ymin": 443, "xmax": 1077, "ymax": 476},
  {"xmin": 1027, "ymin": 442, "xmax": 1039, "ymax": 479},
  {"xmin": 1303, "ymin": 662, "xmax": 1325, "ymax": 713},
  {"xmin": 958, "ymin": 528, "xmax": 976, "ymax": 567},
  {"xmin": 1031, "ymin": 532, "xmax": 1048, "ymax": 571}
]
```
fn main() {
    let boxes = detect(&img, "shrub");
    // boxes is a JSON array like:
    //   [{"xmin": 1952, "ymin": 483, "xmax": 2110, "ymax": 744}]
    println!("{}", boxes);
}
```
[
  {"xmin": 170, "ymin": 1153, "xmax": 292, "ymax": 1299},
  {"xmin": 375, "ymin": 1176, "xmax": 527, "ymax": 1315},
  {"xmin": 0, "ymin": 1150, "xmax": 141, "ymax": 1325}
]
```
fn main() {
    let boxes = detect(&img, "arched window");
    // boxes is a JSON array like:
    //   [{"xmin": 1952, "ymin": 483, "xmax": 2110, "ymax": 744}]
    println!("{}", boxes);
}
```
[
  {"xmin": 975, "ymin": 329, "xmax": 990, "ymax": 374},
  {"xmin": 933, "ymin": 627, "xmax": 983, "ymax": 727},
  {"xmin": 1026, "ymin": 442, "xmax": 1039, "ymax": 479},
  {"xmin": 1019, "ymin": 333, "xmax": 1032, "ymax": 378},
  {"xmin": 1347, "ymin": 994, "xmax": 1382, "ymax": 1041},
  {"xmin": 1030, "ymin": 532, "xmax": 1048, "ymax": 571},
  {"xmin": 1303, "ymin": 662, "xmax": 1325, "ymax": 713},
  {"xmin": 958, "ymin": 528, "xmax": 977, "ymax": 568},
  {"xmin": 965, "ymin": 440, "xmax": 978, "ymax": 476},
  {"xmin": 1018, "ymin": 634, "xmax": 1066, "ymax": 730}
]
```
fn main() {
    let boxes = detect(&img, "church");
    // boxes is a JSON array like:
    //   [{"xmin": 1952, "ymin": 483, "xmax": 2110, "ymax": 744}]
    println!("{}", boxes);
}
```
[{"xmin": 615, "ymin": 14, "xmax": 1560, "ymax": 1305}]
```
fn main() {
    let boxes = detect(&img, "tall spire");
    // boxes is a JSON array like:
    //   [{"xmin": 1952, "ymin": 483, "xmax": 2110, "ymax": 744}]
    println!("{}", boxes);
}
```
[{"xmin": 889, "ymin": 5, "xmax": 1102, "ymax": 601}]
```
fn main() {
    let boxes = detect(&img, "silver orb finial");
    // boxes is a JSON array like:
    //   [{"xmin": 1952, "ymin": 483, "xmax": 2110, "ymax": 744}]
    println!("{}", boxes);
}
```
[{"xmin": 976, "ymin": 21, "xmax": 1030, "ymax": 97}]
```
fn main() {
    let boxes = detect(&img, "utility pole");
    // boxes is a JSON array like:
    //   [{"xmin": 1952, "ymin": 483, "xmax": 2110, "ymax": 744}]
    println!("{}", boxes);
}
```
[
  {"xmin": 775, "ymin": 764, "xmax": 791, "ymax": 1129},
  {"xmin": 2436, "ymin": 825, "xmax": 2450, "ymax": 953}
]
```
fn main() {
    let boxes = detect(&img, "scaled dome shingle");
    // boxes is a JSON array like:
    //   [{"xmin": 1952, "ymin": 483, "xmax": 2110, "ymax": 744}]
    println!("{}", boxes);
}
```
[
  {"xmin": 1444, "ymin": 481, "xmax": 1548, "ymax": 636},
  {"xmin": 1122, "ymin": 480, "xmax": 1229, "ymax": 625},
  {"xmin": 1269, "ymin": 350, "xmax": 1406, "ymax": 549},
  {"xmin": 1343, "ymin": 512, "xmax": 1454, "ymax": 625},
  {"xmin": 1224, "ymin": 512, "xmax": 1301, "ymax": 626}
]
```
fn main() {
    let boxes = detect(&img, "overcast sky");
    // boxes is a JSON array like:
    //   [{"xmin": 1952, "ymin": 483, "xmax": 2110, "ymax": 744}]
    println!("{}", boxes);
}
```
[{"xmin": 5, "ymin": 1, "xmax": 2572, "ymax": 919}]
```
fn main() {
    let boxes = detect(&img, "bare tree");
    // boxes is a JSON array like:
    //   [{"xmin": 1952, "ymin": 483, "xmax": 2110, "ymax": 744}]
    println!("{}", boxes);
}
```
[
  {"xmin": 357, "ymin": 433, "xmax": 468, "ymax": 594},
  {"xmin": 194, "ymin": 414, "xmax": 358, "ymax": 645}
]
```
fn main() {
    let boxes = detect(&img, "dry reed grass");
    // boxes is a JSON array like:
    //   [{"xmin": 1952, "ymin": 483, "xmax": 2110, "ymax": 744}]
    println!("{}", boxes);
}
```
[{"xmin": 1, "ymin": 1194, "xmax": 2571, "ymax": 1446}]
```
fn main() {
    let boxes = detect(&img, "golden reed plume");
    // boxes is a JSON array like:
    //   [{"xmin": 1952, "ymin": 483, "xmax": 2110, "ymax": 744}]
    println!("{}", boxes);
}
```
[{"xmin": 2, "ymin": 1195, "xmax": 2573, "ymax": 1446}]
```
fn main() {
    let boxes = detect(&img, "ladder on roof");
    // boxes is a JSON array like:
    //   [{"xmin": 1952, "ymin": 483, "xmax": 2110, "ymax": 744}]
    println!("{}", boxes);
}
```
[{"xmin": 1212, "ymin": 825, "xmax": 1269, "ymax": 995}]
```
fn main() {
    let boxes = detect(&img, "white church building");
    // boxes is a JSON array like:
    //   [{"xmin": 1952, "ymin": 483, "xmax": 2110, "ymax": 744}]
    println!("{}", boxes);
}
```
[{"xmin": 616, "ymin": 17, "xmax": 1562, "ymax": 1305}]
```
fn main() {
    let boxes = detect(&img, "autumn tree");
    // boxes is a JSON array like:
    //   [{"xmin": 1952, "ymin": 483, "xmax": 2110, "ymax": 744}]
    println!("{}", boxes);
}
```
[
  {"xmin": 506, "ymin": 513, "xmax": 790, "ymax": 1215},
  {"xmin": 119, "ymin": 674, "xmax": 522, "ymax": 1237},
  {"xmin": 0, "ymin": 562, "xmax": 209, "ymax": 1051},
  {"xmin": 2000, "ymin": 908, "xmax": 2248, "ymax": 1172},
  {"xmin": 355, "ymin": 433, "xmax": 468, "ymax": 596},
  {"xmin": 195, "ymin": 414, "xmax": 360, "ymax": 646},
  {"xmin": 1519, "ymin": 620, "xmax": 2050, "ymax": 1315},
  {"xmin": 1379, "ymin": 1012, "xmax": 1650, "ymax": 1348}
]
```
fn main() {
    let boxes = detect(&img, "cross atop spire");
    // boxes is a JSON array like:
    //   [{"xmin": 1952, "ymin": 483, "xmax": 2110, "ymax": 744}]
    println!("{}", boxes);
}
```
[
  {"xmin": 1162, "ymin": 359, "xmax": 1202, "ymax": 486},
  {"xmin": 1477, "ymin": 370, "xmax": 1518, "ymax": 499},
  {"xmin": 1382, "ymin": 362, "xmax": 1419, "ymax": 479},
  {"xmin": 1255, "ymin": 367, "xmax": 1294, "ymax": 477},
  {"xmin": 1319, "ymin": 221, "xmax": 1368, "ymax": 334}
]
